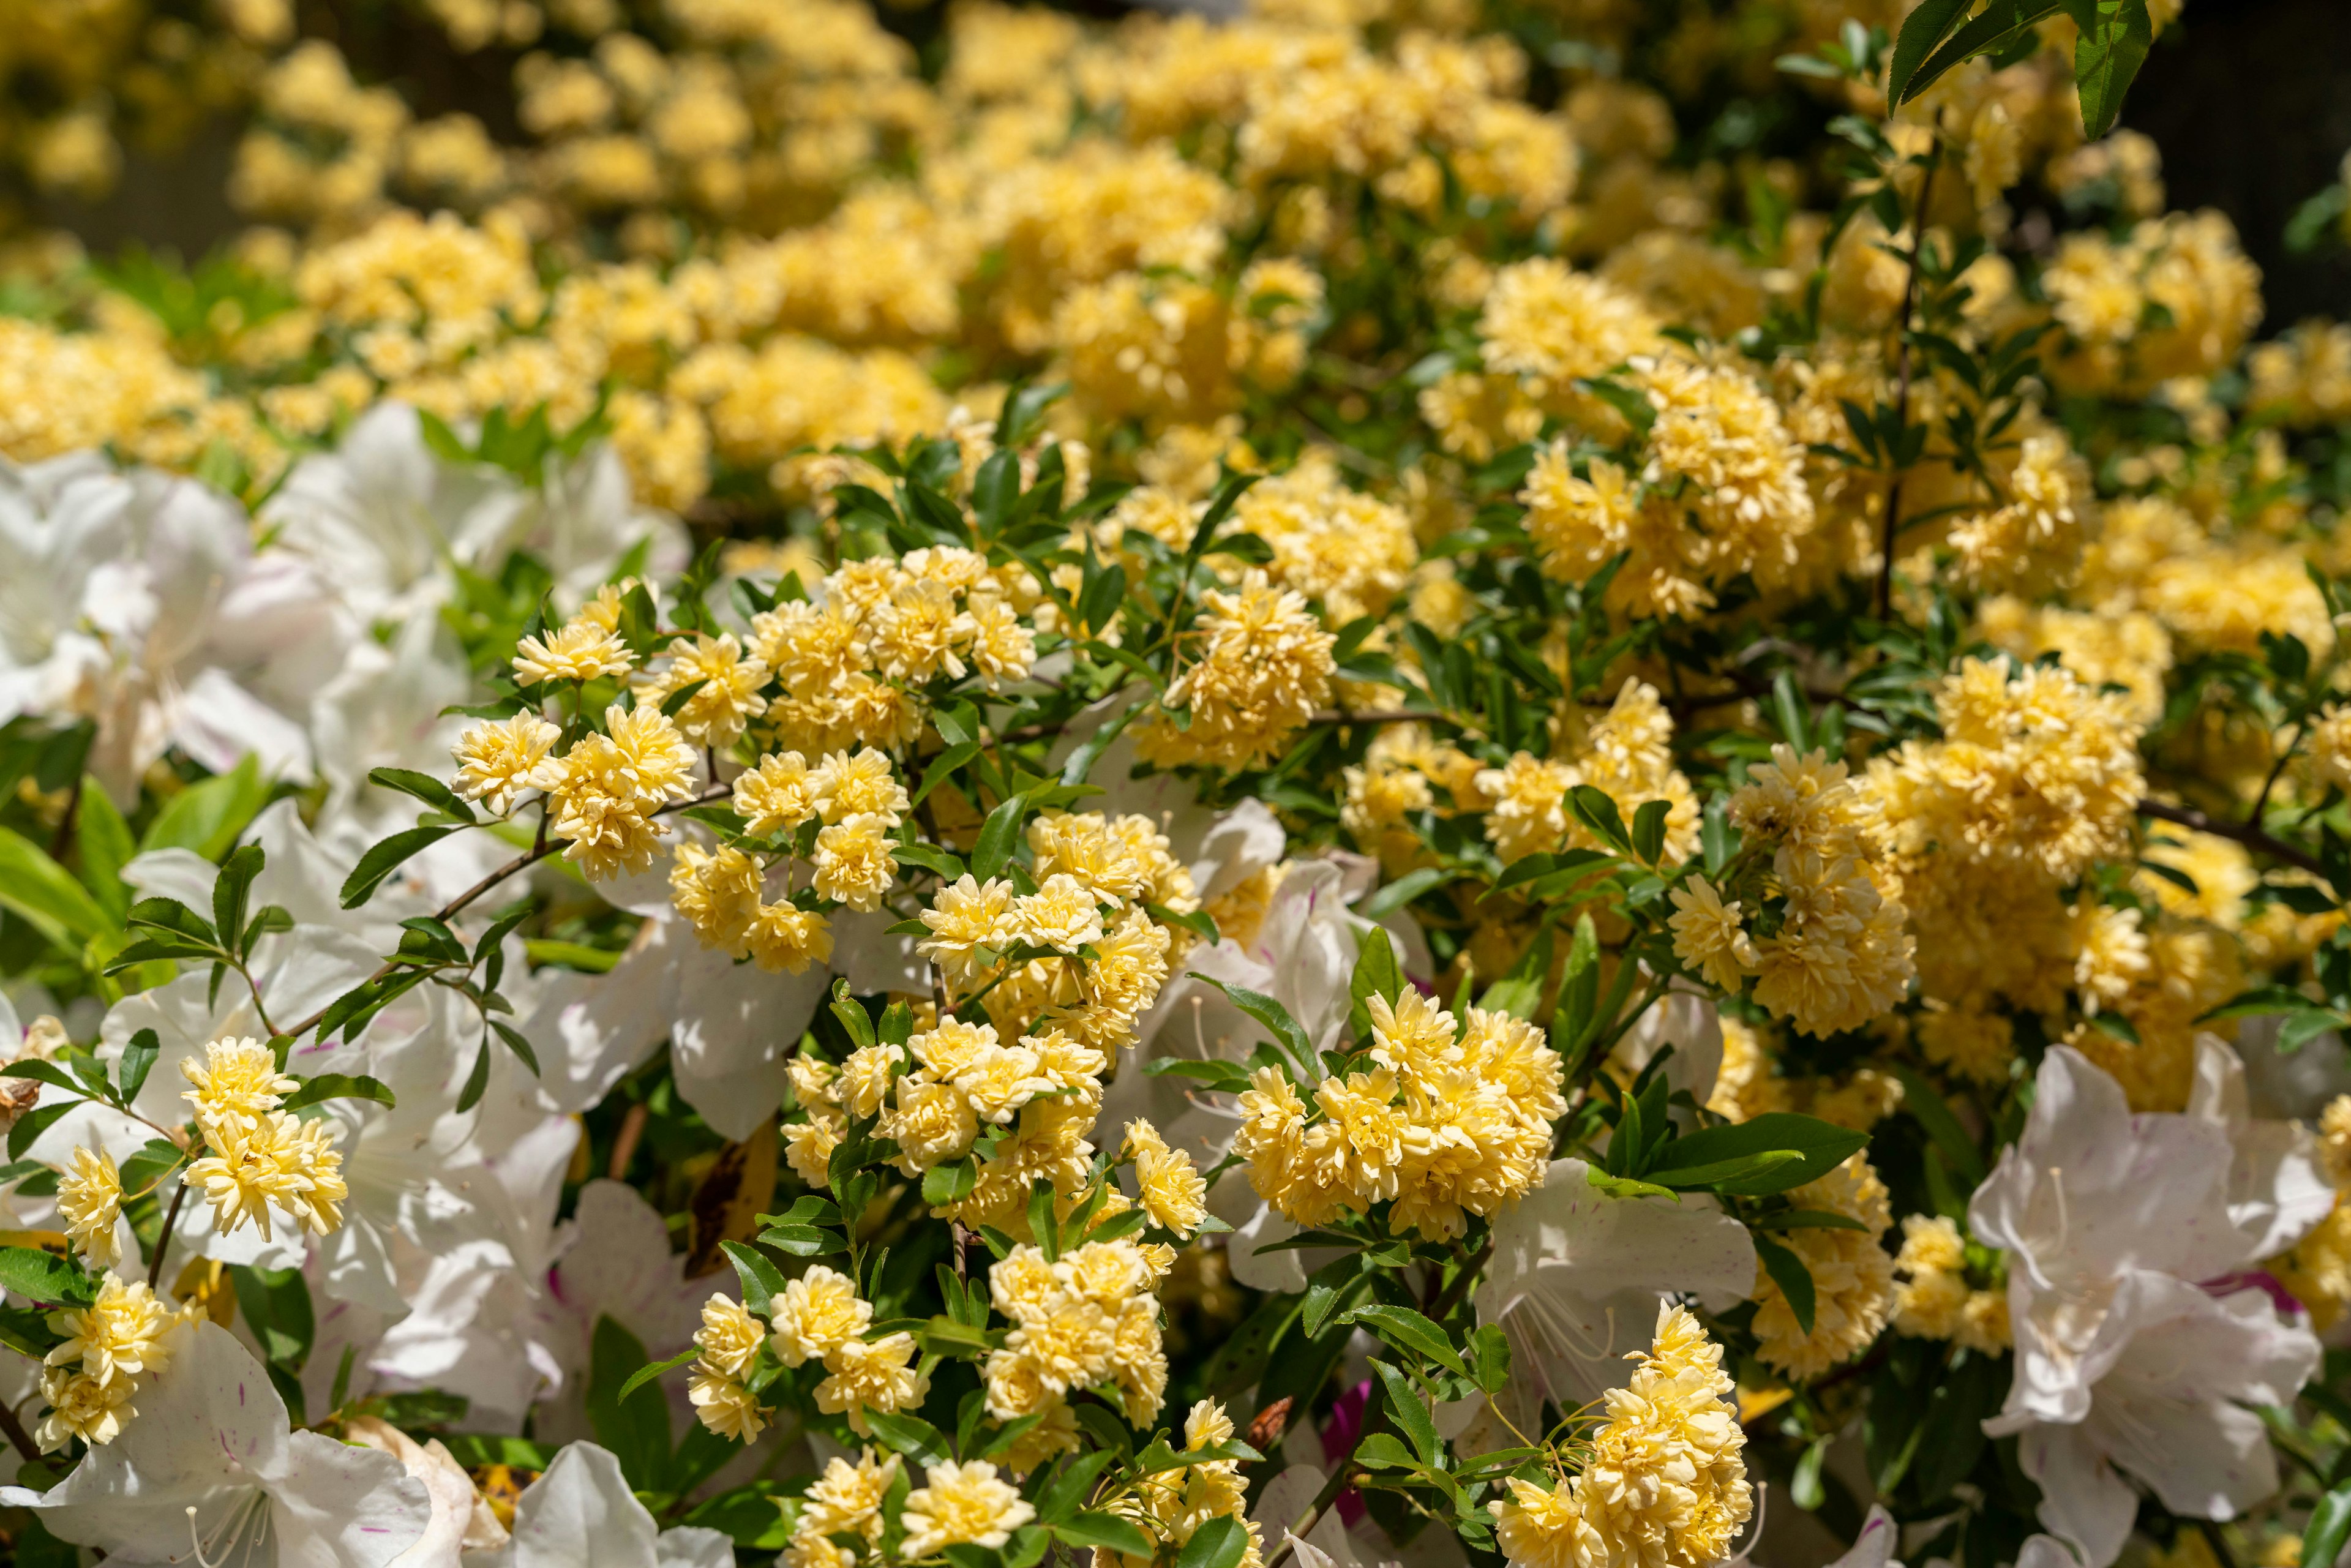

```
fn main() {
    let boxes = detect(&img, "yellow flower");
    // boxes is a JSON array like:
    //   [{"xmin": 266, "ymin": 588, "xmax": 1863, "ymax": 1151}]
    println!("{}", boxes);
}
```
[
  {"xmin": 900, "ymin": 1460, "xmax": 1036, "ymax": 1558},
  {"xmin": 1134, "ymin": 572, "xmax": 1335, "ymax": 772},
  {"xmin": 771, "ymin": 1265, "xmax": 871, "ymax": 1367},
  {"xmin": 57, "ymin": 1146, "xmax": 124, "ymax": 1268},
  {"xmin": 512, "ymin": 618, "xmax": 634, "ymax": 685},
  {"xmin": 746, "ymin": 904, "xmax": 832, "ymax": 974},
  {"xmin": 689, "ymin": 1365, "xmax": 770, "ymax": 1442},
  {"xmin": 46, "ymin": 1275, "xmax": 176, "ymax": 1387},
  {"xmin": 800, "ymin": 1449, "xmax": 900, "ymax": 1542},
  {"xmin": 816, "ymin": 1332, "xmax": 928, "ymax": 1435},
  {"xmin": 812, "ymin": 813, "xmax": 898, "ymax": 911},
  {"xmin": 733, "ymin": 750, "xmax": 822, "ymax": 837},
  {"xmin": 812, "ymin": 748, "xmax": 910, "ymax": 826},
  {"xmin": 36, "ymin": 1364, "xmax": 137, "ymax": 1452},
  {"xmin": 182, "ymin": 1035, "xmax": 300, "ymax": 1138},
  {"xmin": 1751, "ymin": 1153, "xmax": 1894, "ymax": 1381},
  {"xmin": 451, "ymin": 713, "xmax": 560, "ymax": 814},
  {"xmin": 1124, "ymin": 1120, "xmax": 1208, "ymax": 1239},
  {"xmin": 634, "ymin": 632, "xmax": 770, "ymax": 748},
  {"xmin": 694, "ymin": 1292, "xmax": 767, "ymax": 1380}
]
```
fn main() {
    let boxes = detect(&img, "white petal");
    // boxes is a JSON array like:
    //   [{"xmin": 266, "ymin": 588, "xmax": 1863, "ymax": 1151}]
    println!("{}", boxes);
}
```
[
  {"xmin": 506, "ymin": 1442, "xmax": 661, "ymax": 1568},
  {"xmin": 2019, "ymin": 1424, "xmax": 2137, "ymax": 1568}
]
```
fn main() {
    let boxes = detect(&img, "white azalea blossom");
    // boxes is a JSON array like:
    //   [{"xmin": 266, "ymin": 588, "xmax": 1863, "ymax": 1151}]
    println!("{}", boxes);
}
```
[{"xmin": 0, "ymin": 1321, "xmax": 431, "ymax": 1565}]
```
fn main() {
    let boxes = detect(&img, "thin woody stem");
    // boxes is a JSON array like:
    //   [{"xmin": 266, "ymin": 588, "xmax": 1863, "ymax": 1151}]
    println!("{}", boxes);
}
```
[
  {"xmin": 280, "ymin": 782, "xmax": 730, "ymax": 1043},
  {"xmin": 1875, "ymin": 121, "xmax": 1944, "ymax": 621}
]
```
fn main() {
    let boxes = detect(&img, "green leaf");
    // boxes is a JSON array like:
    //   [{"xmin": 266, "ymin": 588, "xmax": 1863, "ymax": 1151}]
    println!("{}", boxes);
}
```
[
  {"xmin": 1195, "ymin": 977, "xmax": 1317, "ymax": 1079},
  {"xmin": 1341, "ymin": 1304, "xmax": 1467, "ymax": 1376},
  {"xmin": 1630, "ymin": 799, "xmax": 1672, "ymax": 866},
  {"xmin": 1347, "ymin": 925, "xmax": 1404, "ymax": 1040},
  {"xmin": 0, "ymin": 1245, "xmax": 94, "ymax": 1307},
  {"xmin": 970, "ymin": 793, "xmax": 1029, "ymax": 881},
  {"xmin": 0, "ymin": 827, "xmax": 112, "ymax": 950},
  {"xmin": 1752, "ymin": 1209, "xmax": 1871, "ymax": 1233},
  {"xmin": 1033, "ymin": 1450, "xmax": 1119, "ymax": 1525},
  {"xmin": 1753, "ymin": 1232, "xmax": 1817, "ymax": 1337},
  {"xmin": 366, "ymin": 767, "xmax": 477, "ymax": 823},
  {"xmin": 2065, "ymin": 0, "xmax": 2154, "ymax": 137},
  {"xmin": 118, "ymin": 1027, "xmax": 161, "ymax": 1104},
  {"xmin": 281, "ymin": 1075, "xmax": 397, "ymax": 1112},
  {"xmin": 73, "ymin": 777, "xmax": 136, "ymax": 925},
  {"xmin": 1899, "ymin": 0, "xmax": 2064, "ymax": 106},
  {"xmin": 863, "ymin": 1409, "xmax": 951, "ymax": 1468},
  {"xmin": 1888, "ymin": 1065, "xmax": 1984, "ymax": 1182},
  {"xmin": 1479, "ymin": 923, "xmax": 1553, "ymax": 1021},
  {"xmin": 1370, "ymin": 1359, "xmax": 1439, "ymax": 1465},
  {"xmin": 141, "ymin": 755, "xmax": 269, "ymax": 860},
  {"xmin": 1186, "ymin": 471, "xmax": 1260, "ymax": 562},
  {"xmin": 1143, "ymin": 1059, "xmax": 1253, "ymax": 1092},
  {"xmin": 1585, "ymin": 1168, "xmax": 1679, "ymax": 1202},
  {"xmin": 1643, "ymin": 1113, "xmax": 1869, "ymax": 1195},
  {"xmin": 8, "ymin": 1103, "xmax": 72, "ymax": 1161},
  {"xmin": 2304, "ymin": 1484, "xmax": 2351, "ymax": 1568},
  {"xmin": 911, "ymin": 743, "xmax": 980, "ymax": 810},
  {"xmin": 1565, "ymin": 785, "xmax": 1630, "ymax": 853},
  {"xmin": 1649, "ymin": 1150, "xmax": 1808, "ymax": 1191},
  {"xmin": 1178, "ymin": 1516, "xmax": 1250, "ymax": 1568},
  {"xmin": 212, "ymin": 843, "xmax": 264, "ymax": 961},
  {"xmin": 921, "ymin": 1158, "xmax": 978, "ymax": 1207},
  {"xmin": 454, "ymin": 1039, "xmax": 492, "ymax": 1113},
  {"xmin": 1359, "ymin": 867, "xmax": 1453, "ymax": 919},
  {"xmin": 340, "ymin": 825, "xmax": 460, "ymax": 909},
  {"xmin": 719, "ymin": 1240, "xmax": 786, "ymax": 1318},
  {"xmin": 1886, "ymin": 0, "xmax": 1973, "ymax": 107},
  {"xmin": 585, "ymin": 1315, "xmax": 670, "ymax": 1491},
  {"xmin": 617, "ymin": 1345, "xmax": 702, "ymax": 1403},
  {"xmin": 1056, "ymin": 1515, "xmax": 1155, "ymax": 1558}
]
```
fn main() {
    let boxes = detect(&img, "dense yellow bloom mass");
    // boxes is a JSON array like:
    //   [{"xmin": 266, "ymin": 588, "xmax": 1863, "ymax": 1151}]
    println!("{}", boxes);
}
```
[
  {"xmin": 1491, "ymin": 1305, "xmax": 1750, "ymax": 1568},
  {"xmin": 1235, "ymin": 990, "xmax": 1562, "ymax": 1240},
  {"xmin": 1750, "ymin": 1154, "xmax": 1895, "ymax": 1381}
]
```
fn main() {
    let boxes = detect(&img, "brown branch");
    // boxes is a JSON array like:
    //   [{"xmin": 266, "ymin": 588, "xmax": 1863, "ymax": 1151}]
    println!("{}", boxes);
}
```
[
  {"xmin": 147, "ymin": 1180, "xmax": 189, "ymax": 1291},
  {"xmin": 282, "ymin": 782, "xmax": 731, "ymax": 1043},
  {"xmin": 609, "ymin": 1101, "xmax": 650, "ymax": 1181},
  {"xmin": 1875, "ymin": 122, "xmax": 1944, "ymax": 621},
  {"xmin": 2136, "ymin": 800, "xmax": 2327, "ymax": 878},
  {"xmin": 1264, "ymin": 1447, "xmax": 1360, "ymax": 1568},
  {"xmin": 0, "ymin": 1392, "xmax": 37, "ymax": 1465},
  {"xmin": 1425, "ymin": 1240, "xmax": 1493, "ymax": 1323}
]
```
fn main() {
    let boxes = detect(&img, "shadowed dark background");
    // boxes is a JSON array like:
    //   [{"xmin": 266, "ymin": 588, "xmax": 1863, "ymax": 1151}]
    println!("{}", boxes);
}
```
[{"xmin": 2122, "ymin": 0, "xmax": 2351, "ymax": 328}]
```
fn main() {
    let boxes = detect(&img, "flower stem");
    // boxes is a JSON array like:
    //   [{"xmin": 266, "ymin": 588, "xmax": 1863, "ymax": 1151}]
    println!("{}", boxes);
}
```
[{"xmin": 148, "ymin": 1179, "xmax": 189, "ymax": 1291}]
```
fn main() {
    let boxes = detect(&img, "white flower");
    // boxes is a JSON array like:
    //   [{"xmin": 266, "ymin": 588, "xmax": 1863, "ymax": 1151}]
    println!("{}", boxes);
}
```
[
  {"xmin": 1, "ymin": 457, "xmax": 347, "ymax": 800},
  {"xmin": 261, "ymin": 401, "xmax": 530, "ymax": 624},
  {"xmin": 1993, "ymin": 1274, "xmax": 2318, "ymax": 1568},
  {"xmin": 1473, "ymin": 1156, "xmax": 1755, "ymax": 1421},
  {"xmin": 1973, "ymin": 1044, "xmax": 2325, "ymax": 1567},
  {"xmin": 1970, "ymin": 1043, "xmax": 2314, "ymax": 1428},
  {"xmin": 0, "ymin": 1321, "xmax": 432, "ymax": 1566},
  {"xmin": 498, "ymin": 1441, "xmax": 735, "ymax": 1567}
]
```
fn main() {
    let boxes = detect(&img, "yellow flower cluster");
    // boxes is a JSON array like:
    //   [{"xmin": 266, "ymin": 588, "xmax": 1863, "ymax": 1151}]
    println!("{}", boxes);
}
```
[
  {"xmin": 1136, "ymin": 571, "xmax": 1338, "ymax": 771},
  {"xmin": 33, "ymin": 1274, "xmax": 186, "ymax": 1453},
  {"xmin": 1670, "ymin": 746, "xmax": 1914, "ymax": 1038},
  {"xmin": 180, "ymin": 1036, "xmax": 349, "ymax": 1245},
  {"xmin": 748, "ymin": 547, "xmax": 1043, "ymax": 755},
  {"xmin": 1108, "ymin": 1399, "xmax": 1261, "ymax": 1568},
  {"xmin": 688, "ymin": 1293, "xmax": 773, "ymax": 1442},
  {"xmin": 1472, "ymin": 680, "xmax": 1700, "ymax": 866},
  {"xmin": 1490, "ymin": 1304, "xmax": 1750, "ymax": 1568},
  {"xmin": 983, "ymin": 1238, "xmax": 1171, "ymax": 1445},
  {"xmin": 1518, "ymin": 355, "xmax": 1814, "ymax": 619},
  {"xmin": 1749, "ymin": 1153, "xmax": 1895, "ymax": 1381},
  {"xmin": 688, "ymin": 1264, "xmax": 927, "ymax": 1443},
  {"xmin": 1890, "ymin": 1214, "xmax": 2011, "ymax": 1355},
  {"xmin": 1234, "ymin": 989, "xmax": 1564, "ymax": 1241},
  {"xmin": 783, "ymin": 1448, "xmax": 899, "ymax": 1568}
]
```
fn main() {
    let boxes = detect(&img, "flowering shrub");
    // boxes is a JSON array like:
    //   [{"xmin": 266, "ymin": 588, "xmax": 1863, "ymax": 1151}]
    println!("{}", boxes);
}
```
[{"xmin": 2, "ymin": 2, "xmax": 2351, "ymax": 1568}]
